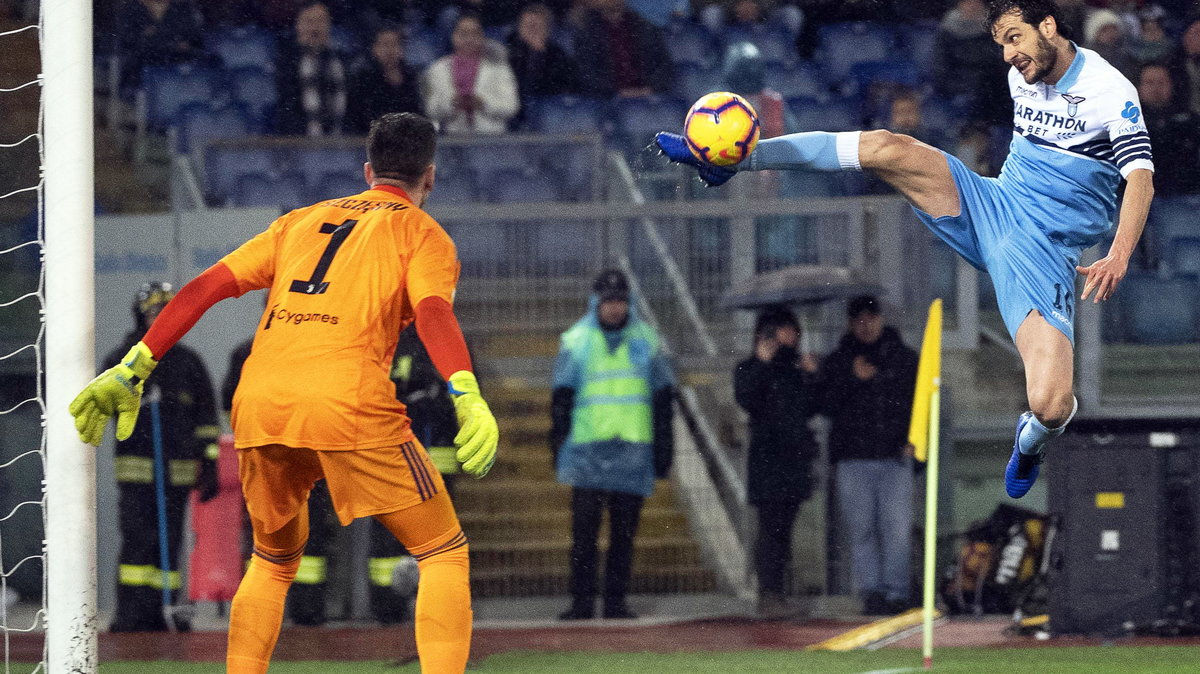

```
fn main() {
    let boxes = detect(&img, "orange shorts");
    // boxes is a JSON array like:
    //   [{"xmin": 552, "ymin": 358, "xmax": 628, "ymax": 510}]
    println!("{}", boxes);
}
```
[{"xmin": 238, "ymin": 441, "xmax": 446, "ymax": 533}]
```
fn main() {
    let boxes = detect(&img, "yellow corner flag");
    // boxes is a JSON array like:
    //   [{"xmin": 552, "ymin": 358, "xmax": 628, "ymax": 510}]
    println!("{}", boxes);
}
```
[{"xmin": 908, "ymin": 299, "xmax": 943, "ymax": 463}]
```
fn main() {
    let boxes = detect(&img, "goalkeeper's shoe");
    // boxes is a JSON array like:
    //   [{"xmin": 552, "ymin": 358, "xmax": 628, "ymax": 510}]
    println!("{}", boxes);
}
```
[
  {"xmin": 1004, "ymin": 412, "xmax": 1042, "ymax": 499},
  {"xmin": 68, "ymin": 341, "xmax": 158, "ymax": 445},
  {"xmin": 448, "ymin": 371, "xmax": 499, "ymax": 478},
  {"xmin": 654, "ymin": 132, "xmax": 738, "ymax": 187}
]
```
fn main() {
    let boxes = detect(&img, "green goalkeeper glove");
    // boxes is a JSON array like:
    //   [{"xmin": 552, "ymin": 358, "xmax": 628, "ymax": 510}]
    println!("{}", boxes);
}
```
[
  {"xmin": 448, "ymin": 370, "xmax": 498, "ymax": 478},
  {"xmin": 68, "ymin": 341, "xmax": 158, "ymax": 445}
]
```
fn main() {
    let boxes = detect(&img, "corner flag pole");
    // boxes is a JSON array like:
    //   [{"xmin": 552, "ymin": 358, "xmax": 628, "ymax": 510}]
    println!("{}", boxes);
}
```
[{"xmin": 908, "ymin": 299, "xmax": 943, "ymax": 670}]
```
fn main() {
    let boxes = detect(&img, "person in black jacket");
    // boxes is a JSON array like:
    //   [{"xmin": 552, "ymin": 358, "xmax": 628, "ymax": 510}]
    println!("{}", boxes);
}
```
[
  {"xmin": 274, "ymin": 2, "xmax": 349, "ymax": 136},
  {"xmin": 109, "ymin": 282, "xmax": 219, "ymax": 632},
  {"xmin": 346, "ymin": 27, "xmax": 424, "ymax": 135},
  {"xmin": 734, "ymin": 305, "xmax": 821, "ymax": 619},
  {"xmin": 572, "ymin": 0, "xmax": 673, "ymax": 98},
  {"xmin": 507, "ymin": 3, "xmax": 578, "ymax": 127},
  {"xmin": 820, "ymin": 295, "xmax": 918, "ymax": 616}
]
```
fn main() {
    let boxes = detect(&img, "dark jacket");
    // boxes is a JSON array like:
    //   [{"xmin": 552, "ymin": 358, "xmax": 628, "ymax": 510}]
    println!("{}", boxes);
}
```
[
  {"xmin": 572, "ymin": 9, "xmax": 673, "ymax": 97},
  {"xmin": 733, "ymin": 351, "xmax": 820, "ymax": 504},
  {"xmin": 391, "ymin": 326, "xmax": 457, "ymax": 450},
  {"xmin": 221, "ymin": 338, "xmax": 253, "ymax": 412},
  {"xmin": 116, "ymin": 0, "xmax": 204, "ymax": 90},
  {"xmin": 507, "ymin": 36, "xmax": 578, "ymax": 100},
  {"xmin": 1143, "ymin": 102, "xmax": 1200, "ymax": 197},
  {"xmin": 106, "ymin": 333, "xmax": 219, "ymax": 466},
  {"xmin": 346, "ymin": 60, "xmax": 425, "ymax": 135},
  {"xmin": 274, "ymin": 38, "xmax": 349, "ymax": 136},
  {"xmin": 820, "ymin": 326, "xmax": 918, "ymax": 463}
]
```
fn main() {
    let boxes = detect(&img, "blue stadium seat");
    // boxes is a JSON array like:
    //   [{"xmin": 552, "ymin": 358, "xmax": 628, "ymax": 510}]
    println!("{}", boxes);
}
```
[
  {"xmin": 526, "ymin": 96, "xmax": 606, "ymax": 135},
  {"xmin": 666, "ymin": 20, "xmax": 716, "ymax": 67},
  {"xmin": 461, "ymin": 144, "xmax": 521, "ymax": 185},
  {"xmin": 233, "ymin": 173, "xmax": 309, "ymax": 211},
  {"xmin": 920, "ymin": 96, "xmax": 958, "ymax": 136},
  {"xmin": 484, "ymin": 168, "xmax": 560, "ymax": 203},
  {"xmin": 228, "ymin": 66, "xmax": 278, "ymax": 130},
  {"xmin": 786, "ymin": 96, "xmax": 863, "ymax": 131},
  {"xmin": 536, "ymin": 222, "xmax": 595, "ymax": 274},
  {"xmin": 764, "ymin": 61, "xmax": 825, "ymax": 99},
  {"xmin": 425, "ymin": 168, "xmax": 478, "ymax": 206},
  {"xmin": 725, "ymin": 26, "xmax": 797, "ymax": 65},
  {"xmin": 177, "ymin": 102, "xmax": 253, "ymax": 154},
  {"xmin": 1148, "ymin": 195, "xmax": 1200, "ymax": 247},
  {"xmin": 849, "ymin": 60, "xmax": 920, "ymax": 95},
  {"xmin": 1169, "ymin": 237, "xmax": 1200, "ymax": 277},
  {"xmin": 330, "ymin": 24, "xmax": 357, "ymax": 54},
  {"xmin": 405, "ymin": 32, "xmax": 443, "ymax": 70},
  {"xmin": 142, "ymin": 64, "xmax": 217, "ymax": 128},
  {"xmin": 204, "ymin": 146, "xmax": 277, "ymax": 204},
  {"xmin": 816, "ymin": 22, "xmax": 896, "ymax": 83},
  {"xmin": 484, "ymin": 24, "xmax": 512, "ymax": 43},
  {"xmin": 674, "ymin": 65, "xmax": 723, "ymax": 102},
  {"xmin": 540, "ymin": 144, "xmax": 600, "ymax": 201},
  {"xmin": 614, "ymin": 95, "xmax": 689, "ymax": 150},
  {"xmin": 899, "ymin": 22, "xmax": 939, "ymax": 73},
  {"xmin": 447, "ymin": 221, "xmax": 507, "ymax": 269},
  {"xmin": 293, "ymin": 148, "xmax": 367, "ymax": 189},
  {"xmin": 1118, "ymin": 275, "xmax": 1200, "ymax": 344},
  {"xmin": 314, "ymin": 172, "xmax": 366, "ymax": 201},
  {"xmin": 206, "ymin": 26, "xmax": 276, "ymax": 71}
]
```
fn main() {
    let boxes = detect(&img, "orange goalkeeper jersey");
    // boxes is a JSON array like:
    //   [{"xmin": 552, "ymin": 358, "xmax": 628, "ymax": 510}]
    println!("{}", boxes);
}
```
[{"xmin": 220, "ymin": 185, "xmax": 460, "ymax": 451}]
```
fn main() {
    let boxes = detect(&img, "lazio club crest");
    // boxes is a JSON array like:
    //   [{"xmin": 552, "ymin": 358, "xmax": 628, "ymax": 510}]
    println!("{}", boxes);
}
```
[{"xmin": 1061, "ymin": 94, "xmax": 1085, "ymax": 117}]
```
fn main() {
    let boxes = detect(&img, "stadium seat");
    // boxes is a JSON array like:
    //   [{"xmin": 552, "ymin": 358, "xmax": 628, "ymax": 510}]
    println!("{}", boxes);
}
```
[
  {"xmin": 724, "ymin": 26, "xmax": 797, "ymax": 65},
  {"xmin": 204, "ymin": 146, "xmax": 277, "ymax": 204},
  {"xmin": 613, "ymin": 95, "xmax": 689, "ymax": 151},
  {"xmin": 447, "ymin": 221, "xmax": 508, "ymax": 270},
  {"xmin": 461, "ymin": 144, "xmax": 522, "ymax": 185},
  {"xmin": 1148, "ymin": 195, "xmax": 1200, "ymax": 247},
  {"xmin": 674, "ymin": 65, "xmax": 723, "ymax": 102},
  {"xmin": 176, "ymin": 102, "xmax": 253, "ymax": 154},
  {"xmin": 526, "ymin": 96, "xmax": 606, "ymax": 135},
  {"xmin": 849, "ymin": 60, "xmax": 920, "ymax": 95},
  {"xmin": 314, "ymin": 172, "xmax": 366, "ymax": 201},
  {"xmin": 920, "ymin": 96, "xmax": 959, "ymax": 136},
  {"xmin": 425, "ymin": 168, "xmax": 478, "ymax": 206},
  {"xmin": 1118, "ymin": 275, "xmax": 1200, "ymax": 344},
  {"xmin": 206, "ymin": 26, "xmax": 276, "ymax": 71},
  {"xmin": 666, "ymin": 20, "xmax": 716, "ymax": 67},
  {"xmin": 540, "ymin": 144, "xmax": 600, "ymax": 201},
  {"xmin": 142, "ymin": 64, "xmax": 217, "ymax": 129},
  {"xmin": 536, "ymin": 222, "xmax": 596, "ymax": 274},
  {"xmin": 233, "ymin": 173, "xmax": 309, "ymax": 212},
  {"xmin": 815, "ymin": 22, "xmax": 896, "ymax": 83},
  {"xmin": 1169, "ymin": 237, "xmax": 1200, "ymax": 277},
  {"xmin": 330, "ymin": 24, "xmax": 357, "ymax": 54},
  {"xmin": 899, "ymin": 22, "xmax": 939, "ymax": 73},
  {"xmin": 404, "ymin": 31, "xmax": 443, "ymax": 70},
  {"xmin": 484, "ymin": 168, "xmax": 560, "ymax": 203},
  {"xmin": 293, "ymin": 148, "xmax": 367, "ymax": 189},
  {"xmin": 228, "ymin": 66, "xmax": 278, "ymax": 130},
  {"xmin": 764, "ymin": 61, "xmax": 826, "ymax": 99},
  {"xmin": 786, "ymin": 96, "xmax": 864, "ymax": 132}
]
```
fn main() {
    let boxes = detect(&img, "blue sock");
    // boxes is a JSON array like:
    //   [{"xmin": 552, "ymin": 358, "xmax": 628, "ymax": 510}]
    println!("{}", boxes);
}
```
[
  {"xmin": 1018, "ymin": 396, "xmax": 1078, "ymax": 455},
  {"xmin": 746, "ymin": 131, "xmax": 862, "ymax": 172}
]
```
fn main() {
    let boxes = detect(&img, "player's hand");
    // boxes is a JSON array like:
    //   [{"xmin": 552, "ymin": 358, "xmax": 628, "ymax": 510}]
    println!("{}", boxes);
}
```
[
  {"xmin": 448, "ymin": 371, "xmax": 498, "ymax": 478},
  {"xmin": 1076, "ymin": 254, "xmax": 1129, "ymax": 303},
  {"xmin": 67, "ymin": 341, "xmax": 158, "ymax": 445},
  {"xmin": 654, "ymin": 132, "xmax": 737, "ymax": 187}
]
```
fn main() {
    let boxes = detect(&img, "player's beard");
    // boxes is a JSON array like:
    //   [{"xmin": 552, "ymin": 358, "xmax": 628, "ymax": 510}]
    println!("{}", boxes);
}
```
[{"xmin": 1024, "ymin": 34, "xmax": 1058, "ymax": 84}]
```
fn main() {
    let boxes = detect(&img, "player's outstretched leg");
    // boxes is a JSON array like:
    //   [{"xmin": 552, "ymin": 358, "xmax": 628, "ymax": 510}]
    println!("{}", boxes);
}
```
[
  {"xmin": 227, "ymin": 512, "xmax": 309, "ymax": 674},
  {"xmin": 375, "ymin": 492, "xmax": 472, "ymax": 674},
  {"xmin": 1005, "ymin": 313, "xmax": 1078, "ymax": 498}
]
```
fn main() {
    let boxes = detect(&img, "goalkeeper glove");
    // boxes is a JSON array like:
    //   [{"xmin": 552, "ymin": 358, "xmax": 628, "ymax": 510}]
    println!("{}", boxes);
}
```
[
  {"xmin": 448, "ymin": 370, "xmax": 498, "ymax": 478},
  {"xmin": 68, "ymin": 341, "xmax": 158, "ymax": 445},
  {"xmin": 655, "ymin": 132, "xmax": 738, "ymax": 187}
]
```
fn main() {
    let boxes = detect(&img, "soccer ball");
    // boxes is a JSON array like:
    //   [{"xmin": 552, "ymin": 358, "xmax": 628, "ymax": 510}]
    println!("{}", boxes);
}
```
[{"xmin": 683, "ymin": 92, "xmax": 760, "ymax": 167}]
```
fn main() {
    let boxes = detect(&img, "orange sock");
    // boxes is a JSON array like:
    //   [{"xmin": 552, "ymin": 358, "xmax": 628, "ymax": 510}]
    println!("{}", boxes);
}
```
[
  {"xmin": 411, "ymin": 531, "xmax": 472, "ymax": 674},
  {"xmin": 226, "ymin": 547, "xmax": 302, "ymax": 673},
  {"xmin": 375, "ymin": 492, "xmax": 472, "ymax": 674}
]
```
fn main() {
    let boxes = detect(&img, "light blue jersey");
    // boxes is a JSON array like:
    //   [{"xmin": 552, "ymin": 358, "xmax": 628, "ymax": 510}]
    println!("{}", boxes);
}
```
[{"xmin": 912, "ymin": 45, "xmax": 1154, "ymax": 343}]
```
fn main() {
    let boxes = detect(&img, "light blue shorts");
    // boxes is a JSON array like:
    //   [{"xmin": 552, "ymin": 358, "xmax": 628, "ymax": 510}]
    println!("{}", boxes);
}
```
[{"xmin": 911, "ymin": 151, "xmax": 1082, "ymax": 344}]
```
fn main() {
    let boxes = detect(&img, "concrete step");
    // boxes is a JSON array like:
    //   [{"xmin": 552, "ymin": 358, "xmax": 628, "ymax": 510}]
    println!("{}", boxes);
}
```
[
  {"xmin": 470, "ymin": 564, "xmax": 717, "ymax": 598},
  {"xmin": 468, "ymin": 536, "xmax": 706, "ymax": 570},
  {"xmin": 460, "ymin": 506, "xmax": 691, "ymax": 544}
]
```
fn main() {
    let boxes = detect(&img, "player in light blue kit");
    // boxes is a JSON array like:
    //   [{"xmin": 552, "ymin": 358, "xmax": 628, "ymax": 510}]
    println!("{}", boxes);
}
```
[{"xmin": 657, "ymin": 0, "xmax": 1155, "ymax": 498}]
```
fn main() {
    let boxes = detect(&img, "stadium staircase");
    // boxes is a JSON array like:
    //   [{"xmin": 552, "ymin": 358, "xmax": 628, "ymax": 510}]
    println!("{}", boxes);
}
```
[{"xmin": 454, "ymin": 328, "xmax": 718, "ymax": 599}]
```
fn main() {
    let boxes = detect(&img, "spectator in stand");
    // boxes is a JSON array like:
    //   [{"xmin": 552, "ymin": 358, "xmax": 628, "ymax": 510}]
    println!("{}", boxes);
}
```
[
  {"xmin": 698, "ymin": 0, "xmax": 804, "ymax": 37},
  {"xmin": 733, "ymin": 305, "xmax": 820, "ymax": 619},
  {"xmin": 932, "ymin": 0, "xmax": 1011, "ymax": 124},
  {"xmin": 1130, "ymin": 4, "xmax": 1175, "ymax": 68},
  {"xmin": 1084, "ymin": 8, "xmax": 1135, "ymax": 77},
  {"xmin": 1138, "ymin": 63, "xmax": 1200, "ymax": 197},
  {"xmin": 115, "ymin": 0, "xmax": 204, "ymax": 92},
  {"xmin": 507, "ymin": 3, "xmax": 578, "ymax": 125},
  {"xmin": 347, "ymin": 28, "xmax": 424, "ymax": 134},
  {"xmin": 423, "ymin": 13, "xmax": 520, "ymax": 134},
  {"xmin": 436, "ymin": 0, "xmax": 525, "ymax": 34},
  {"xmin": 820, "ymin": 296, "xmax": 918, "ymax": 616},
  {"xmin": 574, "ymin": 0, "xmax": 674, "ymax": 98},
  {"xmin": 551, "ymin": 270, "xmax": 676, "ymax": 621},
  {"xmin": 274, "ymin": 2, "xmax": 350, "ymax": 136},
  {"xmin": 1181, "ymin": 18, "xmax": 1200, "ymax": 116}
]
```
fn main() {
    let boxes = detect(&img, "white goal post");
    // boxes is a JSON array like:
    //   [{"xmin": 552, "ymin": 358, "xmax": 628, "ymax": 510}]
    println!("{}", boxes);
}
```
[{"xmin": 42, "ymin": 0, "xmax": 99, "ymax": 669}]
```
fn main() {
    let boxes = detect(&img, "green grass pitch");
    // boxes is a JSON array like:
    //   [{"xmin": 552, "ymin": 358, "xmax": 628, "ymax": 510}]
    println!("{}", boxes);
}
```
[{"xmin": 90, "ymin": 646, "xmax": 1200, "ymax": 673}]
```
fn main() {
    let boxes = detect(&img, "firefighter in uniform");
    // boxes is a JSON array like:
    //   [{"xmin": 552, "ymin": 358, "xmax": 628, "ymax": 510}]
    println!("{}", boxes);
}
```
[{"xmin": 109, "ymin": 282, "xmax": 220, "ymax": 632}]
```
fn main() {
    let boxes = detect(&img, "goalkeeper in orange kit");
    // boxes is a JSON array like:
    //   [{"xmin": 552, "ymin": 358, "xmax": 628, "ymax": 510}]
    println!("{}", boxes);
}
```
[{"xmin": 68, "ymin": 112, "xmax": 497, "ymax": 674}]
